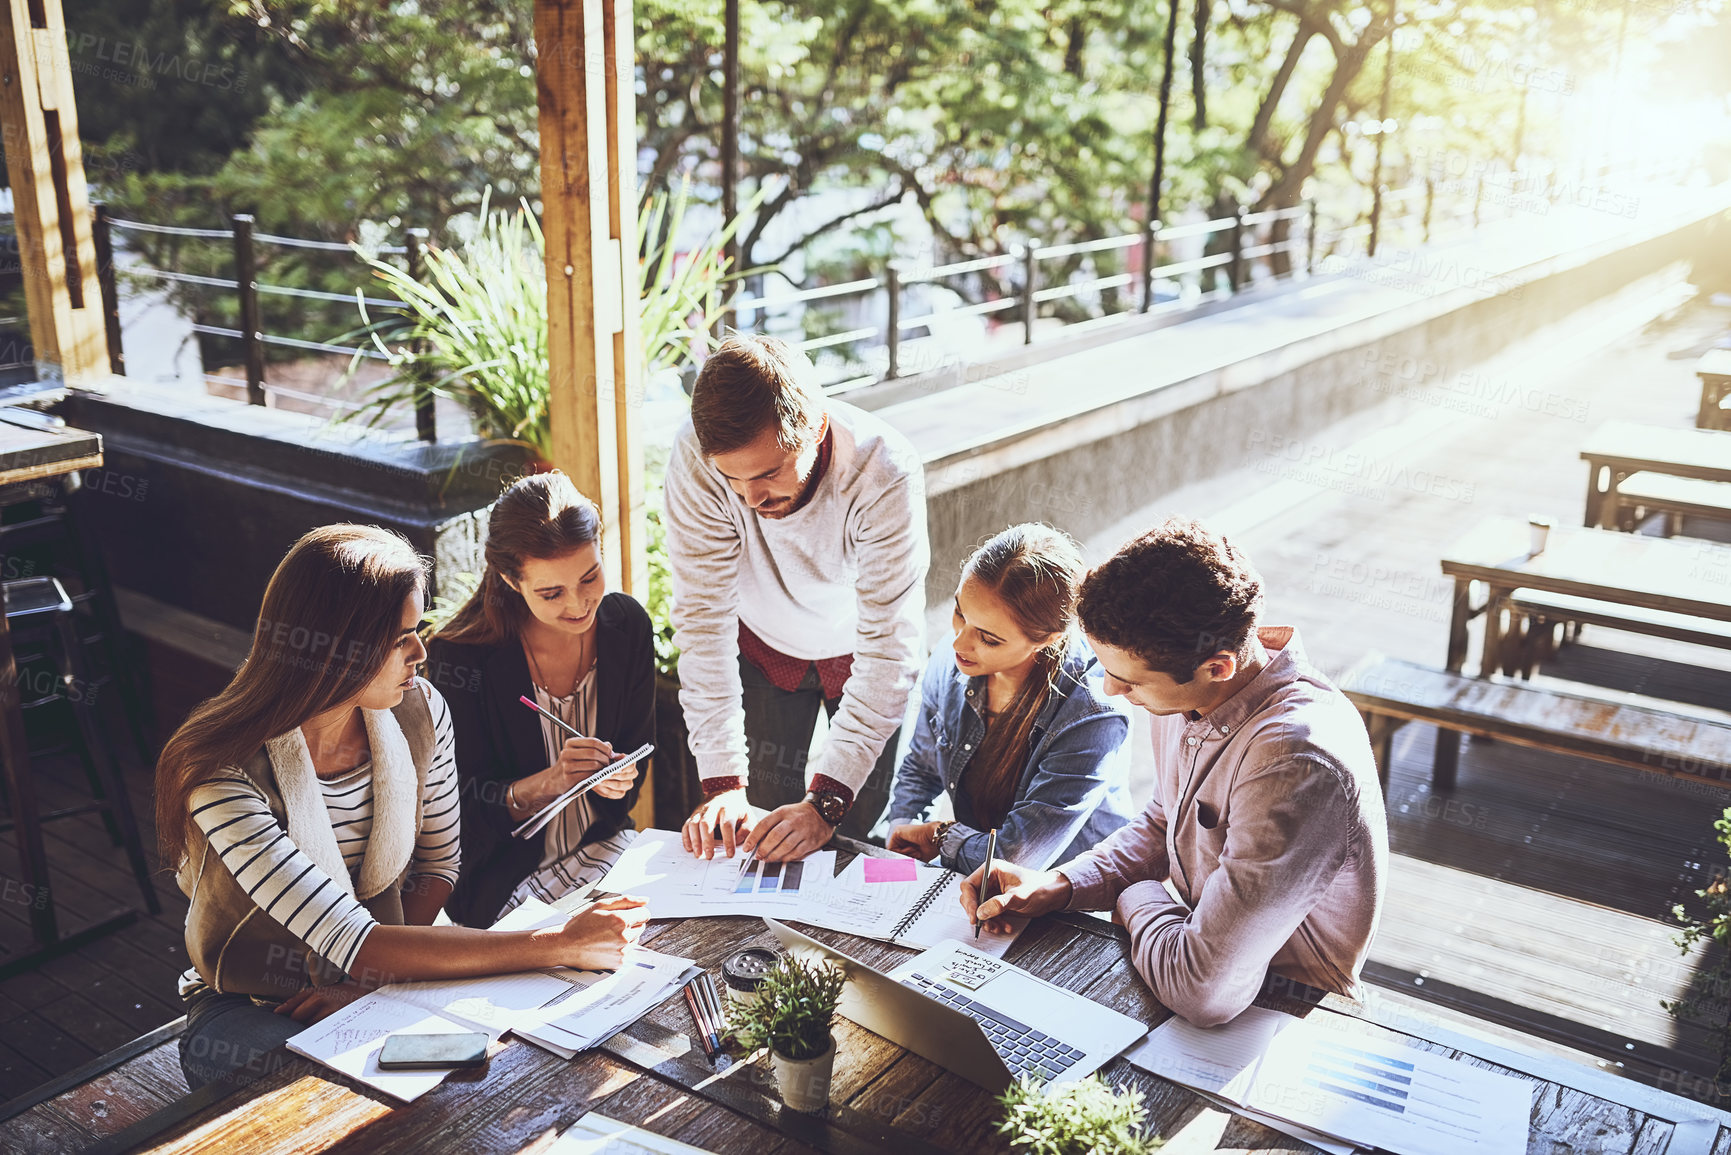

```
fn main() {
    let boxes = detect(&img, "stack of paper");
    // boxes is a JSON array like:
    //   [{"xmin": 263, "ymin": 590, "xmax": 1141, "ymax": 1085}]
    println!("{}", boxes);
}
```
[
  {"xmin": 286, "ymin": 897, "xmax": 700, "ymax": 1099},
  {"xmin": 1125, "ymin": 1006, "xmax": 1533, "ymax": 1155},
  {"xmin": 548, "ymin": 1112, "xmax": 719, "ymax": 1154}
]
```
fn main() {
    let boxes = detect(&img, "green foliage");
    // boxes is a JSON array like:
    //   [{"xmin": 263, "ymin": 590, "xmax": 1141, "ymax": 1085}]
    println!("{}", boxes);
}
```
[
  {"xmin": 724, "ymin": 956, "xmax": 846, "ymax": 1062},
  {"xmin": 1665, "ymin": 807, "xmax": 1731, "ymax": 1082},
  {"xmin": 996, "ymin": 1076, "xmax": 1163, "ymax": 1155},
  {"xmin": 345, "ymin": 183, "xmax": 751, "ymax": 451},
  {"xmin": 420, "ymin": 571, "xmax": 482, "ymax": 641},
  {"xmin": 350, "ymin": 191, "xmax": 551, "ymax": 457}
]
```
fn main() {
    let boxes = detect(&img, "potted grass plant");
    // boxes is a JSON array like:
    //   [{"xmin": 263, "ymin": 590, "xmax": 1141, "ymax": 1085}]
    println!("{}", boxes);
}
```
[
  {"xmin": 725, "ymin": 955, "xmax": 847, "ymax": 1113},
  {"xmin": 995, "ymin": 1075, "xmax": 1164, "ymax": 1155}
]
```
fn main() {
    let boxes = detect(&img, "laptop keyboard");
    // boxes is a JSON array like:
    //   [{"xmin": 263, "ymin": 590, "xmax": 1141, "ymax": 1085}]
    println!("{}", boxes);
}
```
[{"xmin": 902, "ymin": 973, "xmax": 1086, "ymax": 1081}]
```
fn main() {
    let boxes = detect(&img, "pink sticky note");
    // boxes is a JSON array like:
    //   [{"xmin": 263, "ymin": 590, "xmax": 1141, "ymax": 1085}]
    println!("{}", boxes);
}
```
[{"xmin": 863, "ymin": 857, "xmax": 919, "ymax": 883}]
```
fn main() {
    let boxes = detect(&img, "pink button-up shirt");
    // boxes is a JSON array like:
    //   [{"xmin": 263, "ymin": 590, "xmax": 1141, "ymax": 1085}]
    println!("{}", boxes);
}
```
[{"xmin": 1058, "ymin": 625, "xmax": 1388, "ymax": 1026}]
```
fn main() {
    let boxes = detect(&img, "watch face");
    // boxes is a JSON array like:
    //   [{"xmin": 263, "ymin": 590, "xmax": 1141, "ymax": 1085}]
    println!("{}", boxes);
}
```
[{"xmin": 811, "ymin": 793, "xmax": 845, "ymax": 825}]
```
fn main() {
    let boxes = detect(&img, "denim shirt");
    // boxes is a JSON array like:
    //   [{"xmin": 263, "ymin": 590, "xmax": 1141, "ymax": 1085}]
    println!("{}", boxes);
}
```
[{"xmin": 886, "ymin": 638, "xmax": 1135, "ymax": 874}]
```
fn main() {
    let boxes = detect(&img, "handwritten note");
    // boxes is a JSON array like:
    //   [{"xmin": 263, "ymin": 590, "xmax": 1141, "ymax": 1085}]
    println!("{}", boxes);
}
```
[{"xmin": 863, "ymin": 857, "xmax": 919, "ymax": 883}]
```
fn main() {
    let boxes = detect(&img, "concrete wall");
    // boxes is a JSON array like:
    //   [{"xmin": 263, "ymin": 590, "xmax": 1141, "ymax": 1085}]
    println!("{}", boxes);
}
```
[{"xmin": 917, "ymin": 212, "xmax": 1721, "ymax": 602}]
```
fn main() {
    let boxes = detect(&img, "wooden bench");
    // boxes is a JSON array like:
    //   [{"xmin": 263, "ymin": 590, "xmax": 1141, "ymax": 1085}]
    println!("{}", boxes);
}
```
[
  {"xmin": 1502, "ymin": 588, "xmax": 1731, "ymax": 677},
  {"xmin": 1611, "ymin": 471, "xmax": 1731, "ymax": 537},
  {"xmin": 1338, "ymin": 653, "xmax": 1731, "ymax": 790}
]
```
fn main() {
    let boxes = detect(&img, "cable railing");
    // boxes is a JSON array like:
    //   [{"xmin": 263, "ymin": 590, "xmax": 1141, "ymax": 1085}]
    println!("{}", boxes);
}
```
[
  {"xmin": 102, "ymin": 211, "xmax": 433, "ymax": 438},
  {"xmin": 91, "ymin": 156, "xmax": 1685, "ymax": 440}
]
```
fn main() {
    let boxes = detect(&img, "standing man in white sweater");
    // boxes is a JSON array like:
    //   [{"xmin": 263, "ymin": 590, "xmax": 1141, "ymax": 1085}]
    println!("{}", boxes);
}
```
[{"xmin": 665, "ymin": 335, "xmax": 929, "ymax": 862}]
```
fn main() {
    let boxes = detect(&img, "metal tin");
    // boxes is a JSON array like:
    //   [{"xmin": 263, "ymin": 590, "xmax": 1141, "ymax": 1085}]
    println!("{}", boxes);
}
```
[{"xmin": 721, "ymin": 947, "xmax": 781, "ymax": 1003}]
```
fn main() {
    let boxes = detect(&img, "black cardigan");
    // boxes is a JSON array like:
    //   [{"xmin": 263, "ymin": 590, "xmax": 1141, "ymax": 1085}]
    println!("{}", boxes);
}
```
[{"xmin": 425, "ymin": 592, "xmax": 655, "ymax": 927}]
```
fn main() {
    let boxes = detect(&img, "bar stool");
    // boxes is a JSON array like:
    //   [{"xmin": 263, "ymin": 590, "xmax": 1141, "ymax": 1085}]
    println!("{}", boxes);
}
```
[
  {"xmin": 0, "ymin": 474, "xmax": 154, "ymax": 770},
  {"xmin": 0, "ymin": 575, "xmax": 158, "ymax": 918}
]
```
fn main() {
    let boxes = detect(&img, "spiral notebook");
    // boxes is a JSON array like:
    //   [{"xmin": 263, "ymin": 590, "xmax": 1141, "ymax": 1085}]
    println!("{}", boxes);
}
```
[{"xmin": 796, "ymin": 855, "xmax": 1025, "ymax": 958}]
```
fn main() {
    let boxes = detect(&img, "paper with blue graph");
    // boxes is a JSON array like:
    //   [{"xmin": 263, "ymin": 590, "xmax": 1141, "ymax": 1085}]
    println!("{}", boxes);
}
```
[
  {"xmin": 595, "ymin": 829, "xmax": 837, "ymax": 920},
  {"xmin": 1127, "ymin": 1005, "xmax": 1530, "ymax": 1155}
]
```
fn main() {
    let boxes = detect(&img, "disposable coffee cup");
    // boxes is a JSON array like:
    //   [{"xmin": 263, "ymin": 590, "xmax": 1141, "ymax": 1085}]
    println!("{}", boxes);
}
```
[{"xmin": 1528, "ymin": 515, "xmax": 1554, "ymax": 555}]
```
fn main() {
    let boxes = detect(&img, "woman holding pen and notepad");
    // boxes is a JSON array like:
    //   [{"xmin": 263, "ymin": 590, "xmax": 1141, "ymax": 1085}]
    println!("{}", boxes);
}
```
[
  {"xmin": 156, "ymin": 525, "xmax": 647, "ymax": 1094},
  {"xmin": 427, "ymin": 471, "xmax": 655, "ymax": 927}
]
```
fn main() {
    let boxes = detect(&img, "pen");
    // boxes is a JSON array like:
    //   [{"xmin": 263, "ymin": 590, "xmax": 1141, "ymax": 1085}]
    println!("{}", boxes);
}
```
[
  {"xmin": 975, "ymin": 827, "xmax": 999, "ymax": 940},
  {"xmin": 519, "ymin": 694, "xmax": 585, "ymax": 741},
  {"xmin": 698, "ymin": 973, "xmax": 726, "ymax": 1057},
  {"xmin": 683, "ymin": 982, "xmax": 719, "ymax": 1064}
]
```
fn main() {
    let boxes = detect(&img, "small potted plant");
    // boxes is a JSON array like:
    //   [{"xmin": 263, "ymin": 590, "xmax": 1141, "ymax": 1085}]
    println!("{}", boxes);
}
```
[
  {"xmin": 996, "ymin": 1075, "xmax": 1164, "ymax": 1154},
  {"xmin": 724, "ymin": 955, "xmax": 846, "ymax": 1113}
]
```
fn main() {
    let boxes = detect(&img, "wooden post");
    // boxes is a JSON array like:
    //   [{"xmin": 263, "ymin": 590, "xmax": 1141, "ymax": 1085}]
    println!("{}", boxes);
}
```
[
  {"xmin": 0, "ymin": 0, "xmax": 109, "ymax": 382},
  {"xmin": 1021, "ymin": 244, "xmax": 1036, "ymax": 345},
  {"xmin": 536, "ymin": 0, "xmax": 644, "ymax": 602},
  {"xmin": 884, "ymin": 261, "xmax": 902, "ymax": 381},
  {"xmin": 92, "ymin": 203, "xmax": 123, "ymax": 375},
  {"xmin": 1306, "ymin": 198, "xmax": 1319, "ymax": 274},
  {"xmin": 232, "ymin": 214, "xmax": 266, "ymax": 407},
  {"xmin": 1227, "ymin": 204, "xmax": 1246, "ymax": 293}
]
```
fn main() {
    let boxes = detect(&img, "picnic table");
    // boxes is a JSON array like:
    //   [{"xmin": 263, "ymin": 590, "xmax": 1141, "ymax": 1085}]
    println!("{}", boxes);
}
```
[
  {"xmin": 6, "ymin": 839, "xmax": 1730, "ymax": 1154},
  {"xmin": 1579, "ymin": 420, "xmax": 1731, "ymax": 529},
  {"xmin": 1439, "ymin": 515, "xmax": 1731, "ymax": 678}
]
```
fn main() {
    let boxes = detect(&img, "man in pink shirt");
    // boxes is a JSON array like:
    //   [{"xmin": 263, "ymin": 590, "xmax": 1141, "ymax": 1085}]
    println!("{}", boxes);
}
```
[{"xmin": 964, "ymin": 518, "xmax": 1388, "ymax": 1026}]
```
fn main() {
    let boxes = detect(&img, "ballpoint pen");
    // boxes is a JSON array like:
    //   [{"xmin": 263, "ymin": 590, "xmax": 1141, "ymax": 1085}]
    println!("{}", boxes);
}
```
[
  {"xmin": 519, "ymin": 694, "xmax": 585, "ymax": 741},
  {"xmin": 975, "ymin": 827, "xmax": 999, "ymax": 939},
  {"xmin": 698, "ymin": 973, "xmax": 727, "ymax": 1057}
]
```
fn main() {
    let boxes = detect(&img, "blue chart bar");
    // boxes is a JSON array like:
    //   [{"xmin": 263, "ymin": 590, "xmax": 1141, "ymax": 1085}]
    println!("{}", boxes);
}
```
[
  {"xmin": 734, "ymin": 862, "xmax": 759, "ymax": 894},
  {"xmin": 760, "ymin": 862, "xmax": 783, "ymax": 893},
  {"xmin": 1304, "ymin": 1076, "xmax": 1408, "ymax": 1113}
]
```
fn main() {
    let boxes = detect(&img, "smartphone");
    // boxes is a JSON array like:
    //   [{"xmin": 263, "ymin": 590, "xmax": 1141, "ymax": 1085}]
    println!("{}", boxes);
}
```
[{"xmin": 377, "ymin": 1030, "xmax": 489, "ymax": 1070}]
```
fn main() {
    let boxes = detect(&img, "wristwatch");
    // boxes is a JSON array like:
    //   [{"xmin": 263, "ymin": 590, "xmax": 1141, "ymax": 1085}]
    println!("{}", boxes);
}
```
[
  {"xmin": 931, "ymin": 819, "xmax": 958, "ymax": 855},
  {"xmin": 803, "ymin": 789, "xmax": 849, "ymax": 827}
]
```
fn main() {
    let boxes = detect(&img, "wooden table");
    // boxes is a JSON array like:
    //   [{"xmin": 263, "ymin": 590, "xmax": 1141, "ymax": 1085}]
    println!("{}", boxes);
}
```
[
  {"xmin": 0, "ymin": 411, "xmax": 104, "ymax": 966},
  {"xmin": 1579, "ymin": 420, "xmax": 1731, "ymax": 529},
  {"xmin": 1440, "ymin": 516, "xmax": 1731, "ymax": 678},
  {"xmin": 8, "ymin": 840, "xmax": 1731, "ymax": 1154},
  {"xmin": 1698, "ymin": 348, "xmax": 1731, "ymax": 431}
]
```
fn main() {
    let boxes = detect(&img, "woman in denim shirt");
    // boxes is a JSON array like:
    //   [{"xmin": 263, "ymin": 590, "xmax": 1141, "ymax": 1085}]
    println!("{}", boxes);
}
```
[{"xmin": 886, "ymin": 524, "xmax": 1134, "ymax": 873}]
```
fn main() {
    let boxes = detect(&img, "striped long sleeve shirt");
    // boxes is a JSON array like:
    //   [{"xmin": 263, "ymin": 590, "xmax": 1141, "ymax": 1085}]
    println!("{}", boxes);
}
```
[{"xmin": 184, "ymin": 684, "xmax": 460, "ymax": 981}]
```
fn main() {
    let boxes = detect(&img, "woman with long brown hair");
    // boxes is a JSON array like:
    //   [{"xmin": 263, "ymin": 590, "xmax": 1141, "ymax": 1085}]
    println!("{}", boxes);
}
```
[
  {"xmin": 426, "ymin": 470, "xmax": 653, "ymax": 927},
  {"xmin": 160, "ymin": 525, "xmax": 647, "ymax": 1093},
  {"xmin": 885, "ymin": 523, "xmax": 1134, "ymax": 872}
]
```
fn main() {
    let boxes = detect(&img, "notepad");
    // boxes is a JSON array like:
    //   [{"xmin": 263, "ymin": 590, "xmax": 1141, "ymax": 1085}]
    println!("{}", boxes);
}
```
[
  {"xmin": 512, "ymin": 743, "xmax": 655, "ymax": 839},
  {"xmin": 795, "ymin": 856, "xmax": 1025, "ymax": 958}
]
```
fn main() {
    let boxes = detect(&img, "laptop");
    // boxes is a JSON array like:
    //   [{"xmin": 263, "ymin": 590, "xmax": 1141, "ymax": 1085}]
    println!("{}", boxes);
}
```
[{"xmin": 763, "ymin": 918, "xmax": 1144, "ymax": 1092}]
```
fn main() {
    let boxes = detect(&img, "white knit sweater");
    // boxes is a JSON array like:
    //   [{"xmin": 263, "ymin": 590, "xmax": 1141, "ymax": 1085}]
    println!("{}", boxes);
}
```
[{"xmin": 662, "ymin": 400, "xmax": 929, "ymax": 795}]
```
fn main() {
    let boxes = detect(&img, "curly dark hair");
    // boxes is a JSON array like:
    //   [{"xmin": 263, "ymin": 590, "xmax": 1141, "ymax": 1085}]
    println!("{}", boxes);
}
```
[{"xmin": 1078, "ymin": 517, "xmax": 1264, "ymax": 683}]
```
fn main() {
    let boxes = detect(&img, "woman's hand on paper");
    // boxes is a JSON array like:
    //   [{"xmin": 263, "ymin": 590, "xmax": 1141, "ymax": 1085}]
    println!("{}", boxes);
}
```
[
  {"xmin": 682, "ymin": 787, "xmax": 759, "ymax": 858},
  {"xmin": 555, "ymin": 894, "xmax": 650, "ymax": 971},
  {"xmin": 960, "ymin": 861, "xmax": 1072, "ymax": 935},
  {"xmin": 274, "ymin": 980, "xmax": 370, "ymax": 1025}
]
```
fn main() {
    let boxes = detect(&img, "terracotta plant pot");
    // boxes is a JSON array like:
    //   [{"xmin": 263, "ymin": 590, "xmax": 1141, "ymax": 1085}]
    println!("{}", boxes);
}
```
[{"xmin": 772, "ymin": 1033, "xmax": 835, "ymax": 1113}]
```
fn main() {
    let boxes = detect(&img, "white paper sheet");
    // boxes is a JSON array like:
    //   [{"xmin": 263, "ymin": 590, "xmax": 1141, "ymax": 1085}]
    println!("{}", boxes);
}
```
[
  {"xmin": 1125, "ymin": 1007, "xmax": 1531, "ymax": 1155},
  {"xmin": 1245, "ymin": 1015, "xmax": 1529, "ymax": 1155},
  {"xmin": 598, "ymin": 829, "xmax": 836, "ymax": 919},
  {"xmin": 377, "ymin": 970, "xmax": 577, "ymax": 1038},
  {"xmin": 548, "ymin": 1112, "xmax": 719, "ymax": 1154}
]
